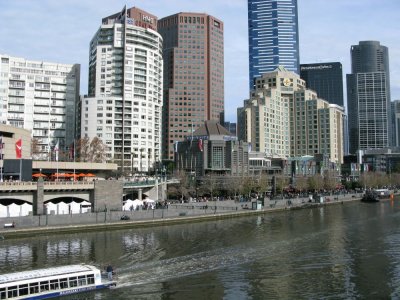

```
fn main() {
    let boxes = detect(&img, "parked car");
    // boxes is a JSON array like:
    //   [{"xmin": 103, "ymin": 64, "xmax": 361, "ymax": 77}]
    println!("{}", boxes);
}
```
[{"xmin": 120, "ymin": 215, "xmax": 130, "ymax": 220}]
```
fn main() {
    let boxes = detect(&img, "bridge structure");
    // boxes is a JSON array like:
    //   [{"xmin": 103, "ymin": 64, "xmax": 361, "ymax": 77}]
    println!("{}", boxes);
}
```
[{"xmin": 0, "ymin": 178, "xmax": 179, "ymax": 216}]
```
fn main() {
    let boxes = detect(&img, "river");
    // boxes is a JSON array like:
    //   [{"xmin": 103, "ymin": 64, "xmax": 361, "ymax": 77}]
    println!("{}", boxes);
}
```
[{"xmin": 1, "ymin": 199, "xmax": 400, "ymax": 299}]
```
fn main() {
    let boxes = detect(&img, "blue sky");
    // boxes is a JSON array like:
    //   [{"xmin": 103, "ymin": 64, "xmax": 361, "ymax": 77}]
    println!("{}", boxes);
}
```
[{"xmin": 0, "ymin": 0, "xmax": 399, "ymax": 122}]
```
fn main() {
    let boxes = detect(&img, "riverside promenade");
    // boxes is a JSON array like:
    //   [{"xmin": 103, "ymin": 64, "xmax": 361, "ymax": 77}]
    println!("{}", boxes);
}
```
[{"xmin": 0, "ymin": 192, "xmax": 369, "ymax": 239}]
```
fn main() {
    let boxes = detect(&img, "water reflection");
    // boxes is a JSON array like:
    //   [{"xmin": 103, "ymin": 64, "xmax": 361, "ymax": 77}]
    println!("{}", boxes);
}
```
[{"xmin": 1, "ymin": 200, "xmax": 400, "ymax": 298}]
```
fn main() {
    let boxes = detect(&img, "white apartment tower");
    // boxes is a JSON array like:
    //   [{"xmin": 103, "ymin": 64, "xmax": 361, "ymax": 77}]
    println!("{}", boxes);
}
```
[
  {"xmin": 82, "ymin": 7, "xmax": 163, "ymax": 173},
  {"xmin": 0, "ymin": 55, "xmax": 80, "ymax": 160}
]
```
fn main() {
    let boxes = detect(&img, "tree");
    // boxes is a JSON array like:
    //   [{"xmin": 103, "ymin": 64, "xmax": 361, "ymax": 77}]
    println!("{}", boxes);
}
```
[
  {"xmin": 308, "ymin": 174, "xmax": 323, "ymax": 191},
  {"xmin": 224, "ymin": 176, "xmax": 243, "ymax": 199},
  {"xmin": 200, "ymin": 174, "xmax": 220, "ymax": 200},
  {"xmin": 359, "ymin": 172, "xmax": 377, "ymax": 188},
  {"xmin": 295, "ymin": 176, "xmax": 308, "ymax": 192},
  {"xmin": 168, "ymin": 170, "xmax": 193, "ymax": 201},
  {"xmin": 76, "ymin": 137, "xmax": 106, "ymax": 163},
  {"xmin": 323, "ymin": 170, "xmax": 338, "ymax": 191},
  {"xmin": 258, "ymin": 173, "xmax": 270, "ymax": 197},
  {"xmin": 241, "ymin": 176, "xmax": 258, "ymax": 198},
  {"xmin": 275, "ymin": 175, "xmax": 289, "ymax": 194}
]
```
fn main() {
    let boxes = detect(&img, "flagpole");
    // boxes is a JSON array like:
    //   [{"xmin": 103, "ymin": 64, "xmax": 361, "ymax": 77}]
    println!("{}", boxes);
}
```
[
  {"xmin": 15, "ymin": 138, "xmax": 22, "ymax": 181},
  {"xmin": 0, "ymin": 136, "xmax": 3, "ymax": 182},
  {"xmin": 55, "ymin": 139, "xmax": 59, "ymax": 181},
  {"xmin": 73, "ymin": 139, "xmax": 76, "ymax": 182}
]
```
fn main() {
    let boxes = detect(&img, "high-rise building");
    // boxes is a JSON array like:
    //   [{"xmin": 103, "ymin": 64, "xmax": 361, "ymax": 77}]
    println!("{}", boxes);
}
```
[
  {"xmin": 392, "ymin": 100, "xmax": 400, "ymax": 147},
  {"xmin": 248, "ymin": 0, "xmax": 300, "ymax": 90},
  {"xmin": 346, "ymin": 41, "xmax": 391, "ymax": 154},
  {"xmin": 0, "ymin": 54, "xmax": 80, "ymax": 160},
  {"xmin": 82, "ymin": 6, "xmax": 163, "ymax": 173},
  {"xmin": 300, "ymin": 62, "xmax": 344, "ymax": 107},
  {"xmin": 237, "ymin": 66, "xmax": 344, "ymax": 164},
  {"xmin": 158, "ymin": 13, "xmax": 224, "ymax": 161}
]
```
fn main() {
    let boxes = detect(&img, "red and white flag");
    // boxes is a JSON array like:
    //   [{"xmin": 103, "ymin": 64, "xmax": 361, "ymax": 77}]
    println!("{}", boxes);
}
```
[
  {"xmin": 198, "ymin": 139, "xmax": 203, "ymax": 152},
  {"xmin": 15, "ymin": 138, "xmax": 22, "ymax": 159}
]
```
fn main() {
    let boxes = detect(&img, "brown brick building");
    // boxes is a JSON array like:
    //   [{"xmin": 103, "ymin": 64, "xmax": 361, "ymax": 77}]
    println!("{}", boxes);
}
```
[{"xmin": 158, "ymin": 13, "xmax": 224, "ymax": 161}]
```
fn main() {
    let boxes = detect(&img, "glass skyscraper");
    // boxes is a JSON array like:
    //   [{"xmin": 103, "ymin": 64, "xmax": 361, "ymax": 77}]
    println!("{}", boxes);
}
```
[
  {"xmin": 346, "ymin": 41, "xmax": 391, "ymax": 154},
  {"xmin": 300, "ymin": 62, "xmax": 344, "ymax": 107},
  {"xmin": 248, "ymin": 0, "xmax": 300, "ymax": 90}
]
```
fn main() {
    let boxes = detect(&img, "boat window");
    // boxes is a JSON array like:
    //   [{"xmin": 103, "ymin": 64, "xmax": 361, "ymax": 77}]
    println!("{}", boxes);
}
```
[
  {"xmin": 19, "ymin": 284, "xmax": 29, "ymax": 296},
  {"xmin": 50, "ymin": 279, "xmax": 59, "ymax": 290},
  {"xmin": 88, "ymin": 274, "xmax": 95, "ymax": 284},
  {"xmin": 7, "ymin": 286, "xmax": 18, "ymax": 298},
  {"xmin": 60, "ymin": 278, "xmax": 69, "ymax": 289},
  {"xmin": 40, "ymin": 281, "xmax": 49, "ymax": 291},
  {"xmin": 78, "ymin": 276, "xmax": 87, "ymax": 286},
  {"xmin": 29, "ymin": 282, "xmax": 39, "ymax": 294},
  {"xmin": 0, "ymin": 288, "xmax": 6, "ymax": 299},
  {"xmin": 69, "ymin": 276, "xmax": 78, "ymax": 287}
]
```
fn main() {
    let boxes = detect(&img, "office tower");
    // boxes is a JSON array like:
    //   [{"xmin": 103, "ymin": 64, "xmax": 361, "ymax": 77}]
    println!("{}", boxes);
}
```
[
  {"xmin": 248, "ymin": 0, "xmax": 300, "ymax": 90},
  {"xmin": 392, "ymin": 100, "xmax": 400, "ymax": 147},
  {"xmin": 346, "ymin": 41, "xmax": 391, "ymax": 154},
  {"xmin": 224, "ymin": 122, "xmax": 237, "ymax": 136},
  {"xmin": 82, "ymin": 6, "xmax": 163, "ymax": 173},
  {"xmin": 0, "ymin": 54, "xmax": 80, "ymax": 160},
  {"xmin": 237, "ymin": 66, "xmax": 344, "ymax": 164},
  {"xmin": 300, "ymin": 62, "xmax": 344, "ymax": 107},
  {"xmin": 158, "ymin": 13, "xmax": 224, "ymax": 160}
]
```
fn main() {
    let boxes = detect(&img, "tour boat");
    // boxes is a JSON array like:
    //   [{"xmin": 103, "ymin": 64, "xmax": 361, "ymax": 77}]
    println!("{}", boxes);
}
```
[
  {"xmin": 361, "ymin": 191, "xmax": 378, "ymax": 202},
  {"xmin": 373, "ymin": 188, "xmax": 390, "ymax": 199},
  {"xmin": 0, "ymin": 264, "xmax": 116, "ymax": 299}
]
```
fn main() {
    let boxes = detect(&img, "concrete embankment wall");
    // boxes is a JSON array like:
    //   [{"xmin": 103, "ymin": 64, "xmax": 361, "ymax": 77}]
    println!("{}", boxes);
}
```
[{"xmin": 0, "ymin": 195, "xmax": 364, "ymax": 239}]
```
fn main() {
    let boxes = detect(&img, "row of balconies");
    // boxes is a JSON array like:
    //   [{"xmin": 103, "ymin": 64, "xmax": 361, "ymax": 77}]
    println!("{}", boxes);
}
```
[
  {"xmin": 7, "ymin": 114, "xmax": 24, "ymax": 120},
  {"xmin": 8, "ymin": 97, "xmax": 25, "ymax": 104},
  {"xmin": 8, "ymin": 105, "xmax": 24, "ymax": 112},
  {"xmin": 8, "ymin": 90, "xmax": 24, "ymax": 97},
  {"xmin": 33, "ymin": 108, "xmax": 65, "ymax": 115}
]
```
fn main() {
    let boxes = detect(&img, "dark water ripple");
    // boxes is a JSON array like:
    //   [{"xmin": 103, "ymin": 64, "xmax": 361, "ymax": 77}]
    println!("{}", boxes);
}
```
[{"xmin": 1, "ymin": 200, "xmax": 400, "ymax": 299}]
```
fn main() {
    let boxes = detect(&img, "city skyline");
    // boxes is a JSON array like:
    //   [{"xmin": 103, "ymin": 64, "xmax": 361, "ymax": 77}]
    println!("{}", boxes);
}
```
[{"xmin": 0, "ymin": 0, "xmax": 399, "ymax": 122}]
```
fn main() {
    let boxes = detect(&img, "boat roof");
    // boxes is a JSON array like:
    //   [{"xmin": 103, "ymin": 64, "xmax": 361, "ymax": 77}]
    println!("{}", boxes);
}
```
[{"xmin": 0, "ymin": 265, "xmax": 98, "ymax": 285}]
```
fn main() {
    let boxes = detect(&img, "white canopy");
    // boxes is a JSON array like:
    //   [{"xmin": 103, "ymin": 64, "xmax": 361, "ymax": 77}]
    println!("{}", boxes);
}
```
[{"xmin": 123, "ymin": 199, "xmax": 143, "ymax": 211}]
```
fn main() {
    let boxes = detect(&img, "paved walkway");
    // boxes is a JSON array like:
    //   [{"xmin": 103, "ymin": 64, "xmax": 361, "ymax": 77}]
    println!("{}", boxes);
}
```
[{"xmin": 0, "ymin": 192, "xmax": 368, "ymax": 239}]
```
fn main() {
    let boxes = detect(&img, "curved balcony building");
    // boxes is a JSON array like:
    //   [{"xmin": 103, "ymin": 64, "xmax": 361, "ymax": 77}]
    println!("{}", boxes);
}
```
[{"xmin": 82, "ymin": 6, "xmax": 163, "ymax": 174}]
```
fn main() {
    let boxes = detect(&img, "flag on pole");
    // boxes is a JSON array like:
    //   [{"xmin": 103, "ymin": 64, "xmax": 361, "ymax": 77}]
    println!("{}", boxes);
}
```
[
  {"xmin": 198, "ymin": 138, "xmax": 203, "ymax": 152},
  {"xmin": 54, "ymin": 140, "xmax": 59, "ymax": 161},
  {"xmin": 69, "ymin": 141, "xmax": 75, "ymax": 160},
  {"xmin": 15, "ymin": 139, "xmax": 22, "ymax": 159}
]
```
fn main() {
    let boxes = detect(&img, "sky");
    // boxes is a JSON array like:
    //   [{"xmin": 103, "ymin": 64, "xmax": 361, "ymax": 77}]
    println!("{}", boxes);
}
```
[{"xmin": 0, "ymin": 0, "xmax": 399, "ymax": 122}]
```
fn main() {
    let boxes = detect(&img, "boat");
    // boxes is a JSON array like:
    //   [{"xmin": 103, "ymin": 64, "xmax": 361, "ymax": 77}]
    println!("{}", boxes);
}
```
[
  {"xmin": 373, "ymin": 189, "xmax": 391, "ymax": 199},
  {"xmin": 361, "ymin": 191, "xmax": 378, "ymax": 202},
  {"xmin": 0, "ymin": 264, "xmax": 116, "ymax": 299}
]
